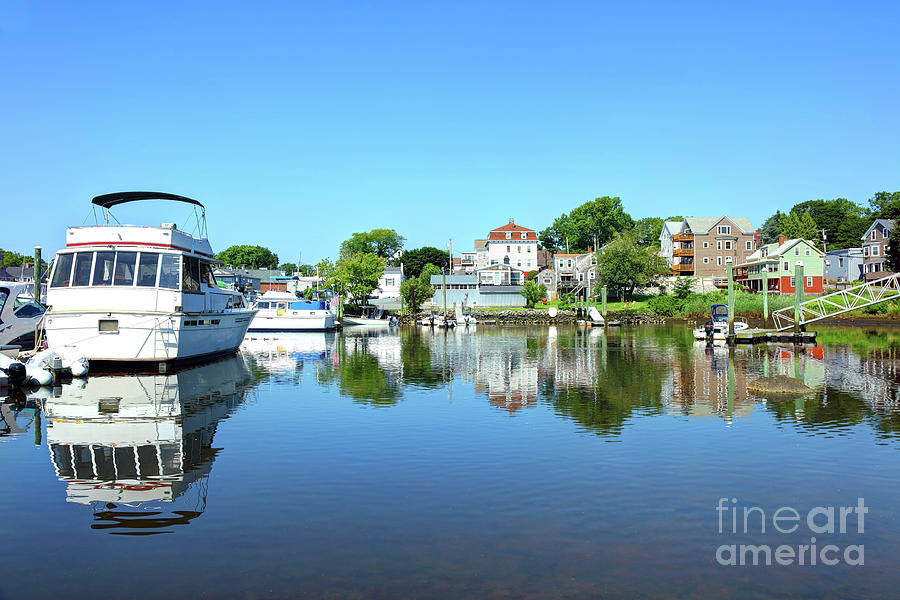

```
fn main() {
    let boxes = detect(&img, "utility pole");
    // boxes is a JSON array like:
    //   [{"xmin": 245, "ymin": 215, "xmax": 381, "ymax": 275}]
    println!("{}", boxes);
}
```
[{"xmin": 820, "ymin": 229, "xmax": 828, "ymax": 254}]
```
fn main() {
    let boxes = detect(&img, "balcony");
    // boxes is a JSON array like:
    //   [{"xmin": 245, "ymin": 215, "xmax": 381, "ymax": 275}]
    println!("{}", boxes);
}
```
[
  {"xmin": 673, "ymin": 233, "xmax": 694, "ymax": 242},
  {"xmin": 673, "ymin": 247, "xmax": 694, "ymax": 257},
  {"xmin": 672, "ymin": 264, "xmax": 695, "ymax": 274}
]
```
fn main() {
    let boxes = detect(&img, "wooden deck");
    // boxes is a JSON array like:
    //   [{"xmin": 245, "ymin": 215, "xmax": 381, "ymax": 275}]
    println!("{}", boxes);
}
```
[{"xmin": 731, "ymin": 328, "xmax": 817, "ymax": 344}]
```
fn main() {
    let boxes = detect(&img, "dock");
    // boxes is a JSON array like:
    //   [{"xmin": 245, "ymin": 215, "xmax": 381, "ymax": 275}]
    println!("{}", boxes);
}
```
[{"xmin": 731, "ymin": 328, "xmax": 817, "ymax": 344}]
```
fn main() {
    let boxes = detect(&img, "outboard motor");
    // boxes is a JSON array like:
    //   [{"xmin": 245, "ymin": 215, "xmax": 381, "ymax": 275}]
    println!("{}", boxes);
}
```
[
  {"xmin": 6, "ymin": 362, "xmax": 27, "ymax": 386},
  {"xmin": 703, "ymin": 321, "xmax": 715, "ymax": 345}
]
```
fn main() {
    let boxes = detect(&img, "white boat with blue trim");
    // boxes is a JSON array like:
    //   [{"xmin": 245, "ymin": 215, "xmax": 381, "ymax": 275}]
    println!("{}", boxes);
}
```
[
  {"xmin": 248, "ymin": 290, "xmax": 336, "ymax": 331},
  {"xmin": 44, "ymin": 192, "xmax": 256, "ymax": 368}
]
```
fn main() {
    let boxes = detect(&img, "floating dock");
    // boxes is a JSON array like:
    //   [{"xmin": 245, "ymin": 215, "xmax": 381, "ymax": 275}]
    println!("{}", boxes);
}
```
[{"xmin": 730, "ymin": 329, "xmax": 817, "ymax": 344}]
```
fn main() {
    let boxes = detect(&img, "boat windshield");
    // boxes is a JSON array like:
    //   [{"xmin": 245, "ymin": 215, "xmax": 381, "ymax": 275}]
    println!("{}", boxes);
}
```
[{"xmin": 0, "ymin": 289, "xmax": 7, "ymax": 315}]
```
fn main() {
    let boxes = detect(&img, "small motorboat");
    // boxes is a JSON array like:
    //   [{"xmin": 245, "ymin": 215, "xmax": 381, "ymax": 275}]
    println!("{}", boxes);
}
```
[
  {"xmin": 0, "ymin": 282, "xmax": 46, "ymax": 350},
  {"xmin": 249, "ymin": 290, "xmax": 336, "ymax": 331},
  {"xmin": 693, "ymin": 304, "xmax": 749, "ymax": 341},
  {"xmin": 343, "ymin": 307, "xmax": 394, "ymax": 327}
]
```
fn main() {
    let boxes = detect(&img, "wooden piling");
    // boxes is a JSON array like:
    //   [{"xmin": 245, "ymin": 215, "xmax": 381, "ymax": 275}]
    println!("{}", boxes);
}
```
[
  {"xmin": 33, "ymin": 246, "xmax": 41, "ymax": 301},
  {"xmin": 794, "ymin": 262, "xmax": 804, "ymax": 333}
]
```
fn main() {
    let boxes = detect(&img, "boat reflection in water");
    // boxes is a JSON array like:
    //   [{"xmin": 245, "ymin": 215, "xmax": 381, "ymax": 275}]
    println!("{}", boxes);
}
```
[
  {"xmin": 241, "ymin": 331, "xmax": 335, "ymax": 378},
  {"xmin": 43, "ymin": 354, "xmax": 255, "ymax": 534}
]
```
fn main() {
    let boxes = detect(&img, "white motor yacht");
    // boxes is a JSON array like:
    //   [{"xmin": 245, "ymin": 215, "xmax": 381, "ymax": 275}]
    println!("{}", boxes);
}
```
[
  {"xmin": 44, "ymin": 192, "xmax": 256, "ymax": 368},
  {"xmin": 248, "ymin": 290, "xmax": 336, "ymax": 331}
]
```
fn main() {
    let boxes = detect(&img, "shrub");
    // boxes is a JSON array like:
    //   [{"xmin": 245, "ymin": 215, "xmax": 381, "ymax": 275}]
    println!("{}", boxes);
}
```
[{"xmin": 647, "ymin": 294, "xmax": 682, "ymax": 316}]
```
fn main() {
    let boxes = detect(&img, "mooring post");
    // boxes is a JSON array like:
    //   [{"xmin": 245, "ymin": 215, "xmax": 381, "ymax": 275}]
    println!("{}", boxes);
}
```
[
  {"xmin": 33, "ymin": 246, "xmax": 41, "ymax": 301},
  {"xmin": 794, "ymin": 262, "xmax": 804, "ymax": 334},
  {"xmin": 441, "ymin": 267, "xmax": 448, "ymax": 321},
  {"xmin": 762, "ymin": 266, "xmax": 769, "ymax": 325},
  {"xmin": 601, "ymin": 286, "xmax": 607, "ymax": 317},
  {"xmin": 727, "ymin": 263, "xmax": 735, "ymax": 336}
]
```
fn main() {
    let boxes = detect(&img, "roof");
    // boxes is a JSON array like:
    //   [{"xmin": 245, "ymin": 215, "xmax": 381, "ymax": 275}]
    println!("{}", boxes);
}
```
[
  {"xmin": 661, "ymin": 221, "xmax": 683, "ymax": 238},
  {"xmin": 474, "ymin": 239, "xmax": 487, "ymax": 250},
  {"xmin": 684, "ymin": 216, "xmax": 754, "ymax": 235},
  {"xmin": 382, "ymin": 266, "xmax": 402, "ymax": 274},
  {"xmin": 92, "ymin": 191, "xmax": 204, "ymax": 210},
  {"xmin": 430, "ymin": 274, "xmax": 476, "ymax": 284},
  {"xmin": 862, "ymin": 219, "xmax": 896, "ymax": 241},
  {"xmin": 487, "ymin": 219, "xmax": 538, "ymax": 241},
  {"xmin": 825, "ymin": 248, "xmax": 863, "ymax": 257}
]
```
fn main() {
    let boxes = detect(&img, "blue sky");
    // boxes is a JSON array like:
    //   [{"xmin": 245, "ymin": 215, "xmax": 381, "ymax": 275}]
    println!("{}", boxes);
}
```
[{"xmin": 1, "ymin": 1, "xmax": 898, "ymax": 265}]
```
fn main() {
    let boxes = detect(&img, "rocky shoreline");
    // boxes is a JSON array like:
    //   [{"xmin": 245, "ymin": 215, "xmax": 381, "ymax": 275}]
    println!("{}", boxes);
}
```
[{"xmin": 398, "ymin": 309, "xmax": 667, "ymax": 325}]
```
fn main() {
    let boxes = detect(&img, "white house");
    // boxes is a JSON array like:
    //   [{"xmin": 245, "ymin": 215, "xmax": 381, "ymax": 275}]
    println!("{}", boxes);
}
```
[
  {"xmin": 371, "ymin": 266, "xmax": 403, "ymax": 299},
  {"xmin": 659, "ymin": 220, "xmax": 683, "ymax": 267},
  {"xmin": 478, "ymin": 219, "xmax": 539, "ymax": 271}
]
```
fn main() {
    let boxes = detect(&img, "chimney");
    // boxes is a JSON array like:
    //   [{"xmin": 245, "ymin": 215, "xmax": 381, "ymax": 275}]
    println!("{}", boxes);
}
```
[
  {"xmin": 778, "ymin": 235, "xmax": 787, "ymax": 246},
  {"xmin": 509, "ymin": 218, "xmax": 515, "ymax": 226}
]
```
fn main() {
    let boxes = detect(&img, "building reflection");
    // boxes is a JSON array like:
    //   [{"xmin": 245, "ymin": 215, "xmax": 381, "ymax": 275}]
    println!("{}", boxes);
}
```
[{"xmin": 42, "ymin": 355, "xmax": 255, "ymax": 534}]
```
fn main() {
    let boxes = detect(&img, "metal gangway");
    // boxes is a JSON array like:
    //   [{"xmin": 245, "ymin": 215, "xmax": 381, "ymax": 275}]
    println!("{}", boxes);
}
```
[{"xmin": 772, "ymin": 273, "xmax": 900, "ymax": 331}]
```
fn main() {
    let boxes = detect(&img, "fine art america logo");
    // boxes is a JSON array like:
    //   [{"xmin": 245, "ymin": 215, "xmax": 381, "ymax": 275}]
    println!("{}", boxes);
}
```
[{"xmin": 715, "ymin": 497, "xmax": 867, "ymax": 566}]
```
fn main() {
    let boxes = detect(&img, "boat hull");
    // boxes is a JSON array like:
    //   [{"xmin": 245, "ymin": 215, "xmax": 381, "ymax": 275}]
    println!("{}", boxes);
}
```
[
  {"xmin": 343, "ymin": 316, "xmax": 391, "ymax": 327},
  {"xmin": 248, "ymin": 313, "xmax": 335, "ymax": 332},
  {"xmin": 44, "ymin": 310, "xmax": 255, "ymax": 363}
]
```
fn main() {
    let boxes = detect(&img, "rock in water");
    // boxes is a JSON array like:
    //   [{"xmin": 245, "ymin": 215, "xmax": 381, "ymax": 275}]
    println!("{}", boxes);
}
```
[{"xmin": 747, "ymin": 375, "xmax": 813, "ymax": 397}]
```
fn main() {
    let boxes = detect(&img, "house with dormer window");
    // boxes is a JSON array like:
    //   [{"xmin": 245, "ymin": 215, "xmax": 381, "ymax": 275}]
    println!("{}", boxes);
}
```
[{"xmin": 479, "ymin": 219, "xmax": 539, "ymax": 271}]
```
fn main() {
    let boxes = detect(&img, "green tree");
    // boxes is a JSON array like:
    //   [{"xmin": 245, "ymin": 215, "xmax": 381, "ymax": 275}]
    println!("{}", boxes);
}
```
[
  {"xmin": 216, "ymin": 245, "xmax": 279, "ymax": 269},
  {"xmin": 634, "ymin": 217, "xmax": 666, "ymax": 248},
  {"xmin": 316, "ymin": 258, "xmax": 344, "ymax": 296},
  {"xmin": 594, "ymin": 230, "xmax": 668, "ymax": 299},
  {"xmin": 0, "ymin": 249, "xmax": 27, "ymax": 268},
  {"xmin": 420, "ymin": 263, "xmax": 442, "ymax": 289},
  {"xmin": 888, "ymin": 227, "xmax": 900, "ymax": 273},
  {"xmin": 539, "ymin": 196, "xmax": 634, "ymax": 252},
  {"xmin": 340, "ymin": 229, "xmax": 405, "ymax": 258},
  {"xmin": 393, "ymin": 246, "xmax": 449, "ymax": 277},
  {"xmin": 868, "ymin": 191, "xmax": 900, "ymax": 219},
  {"xmin": 758, "ymin": 211, "xmax": 783, "ymax": 245},
  {"xmin": 672, "ymin": 277, "xmax": 695, "ymax": 300},
  {"xmin": 521, "ymin": 280, "xmax": 547, "ymax": 307},
  {"xmin": 400, "ymin": 275, "xmax": 433, "ymax": 314},
  {"xmin": 790, "ymin": 198, "xmax": 869, "ymax": 250},
  {"xmin": 278, "ymin": 262, "xmax": 297, "ymax": 274},
  {"xmin": 337, "ymin": 253, "xmax": 386, "ymax": 308}
]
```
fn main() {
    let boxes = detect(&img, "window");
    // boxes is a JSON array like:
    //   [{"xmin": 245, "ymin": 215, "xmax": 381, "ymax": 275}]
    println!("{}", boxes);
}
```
[
  {"xmin": 725, "ymin": 256, "xmax": 733, "ymax": 263},
  {"xmin": 527, "ymin": 260, "xmax": 532, "ymax": 267},
  {"xmin": 113, "ymin": 252, "xmax": 137, "ymax": 286},
  {"xmin": 578, "ymin": 273, "xmax": 584, "ymax": 282},
  {"xmin": 520, "ymin": 232, "xmax": 526, "ymax": 239},
  {"xmin": 258, "ymin": 302, "xmax": 270, "ymax": 309},
  {"xmin": 872, "ymin": 246, "xmax": 880, "ymax": 256},
  {"xmin": 589, "ymin": 271, "xmax": 595, "ymax": 279},
  {"xmin": 717, "ymin": 241, "xmax": 722, "ymax": 250},
  {"xmin": 724, "ymin": 241, "xmax": 732, "ymax": 250},
  {"xmin": 794, "ymin": 248, "xmax": 800, "ymax": 256},
  {"xmin": 72, "ymin": 252, "xmax": 94, "ymax": 287},
  {"xmin": 790, "ymin": 277, "xmax": 795, "ymax": 287},
  {"xmin": 517, "ymin": 260, "xmax": 521, "ymax": 267},
  {"xmin": 839, "ymin": 258, "xmax": 844, "ymax": 267},
  {"xmin": 201, "ymin": 262, "xmax": 217, "ymax": 287},
  {"xmin": 806, "ymin": 276, "xmax": 813, "ymax": 288},
  {"xmin": 137, "ymin": 253, "xmax": 159, "ymax": 287},
  {"xmin": 517, "ymin": 246, "xmax": 521, "ymax": 253},
  {"xmin": 703, "ymin": 242, "xmax": 709, "ymax": 248},
  {"xmin": 159, "ymin": 255, "xmax": 180, "ymax": 289},
  {"xmin": 783, "ymin": 261, "xmax": 789, "ymax": 272},
  {"xmin": 92, "ymin": 251, "xmax": 115, "ymax": 286},
  {"xmin": 506, "ymin": 245, "xmax": 511, "ymax": 253},
  {"xmin": 718, "ymin": 225, "xmax": 731, "ymax": 235},
  {"xmin": 385, "ymin": 278, "xmax": 394, "ymax": 287},
  {"xmin": 864, "ymin": 247, "xmax": 870, "ymax": 257},
  {"xmin": 567, "ymin": 259, "xmax": 573, "ymax": 268},
  {"xmin": 490, "ymin": 259, "xmax": 498, "ymax": 265},
  {"xmin": 703, "ymin": 257, "xmax": 710, "ymax": 264},
  {"xmin": 527, "ymin": 246, "xmax": 532, "ymax": 253},
  {"xmin": 50, "ymin": 254, "xmax": 74, "ymax": 288},
  {"xmin": 506, "ymin": 232, "xmax": 511, "ymax": 239},
  {"xmin": 746, "ymin": 241, "xmax": 752, "ymax": 250},
  {"xmin": 872, "ymin": 231, "xmax": 877, "ymax": 241},
  {"xmin": 805, "ymin": 248, "xmax": 810, "ymax": 256},
  {"xmin": 13, "ymin": 297, "xmax": 45, "ymax": 318},
  {"xmin": 717, "ymin": 256, "xmax": 722, "ymax": 266},
  {"xmin": 182, "ymin": 257, "xmax": 200, "ymax": 291}
]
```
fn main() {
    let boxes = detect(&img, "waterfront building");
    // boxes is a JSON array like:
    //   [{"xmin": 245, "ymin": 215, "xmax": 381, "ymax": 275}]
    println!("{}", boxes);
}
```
[
  {"xmin": 473, "ymin": 219, "xmax": 539, "ymax": 271},
  {"xmin": 371, "ymin": 266, "xmax": 403, "ymax": 299},
  {"xmin": 430, "ymin": 266, "xmax": 527, "ymax": 308},
  {"xmin": 861, "ymin": 219, "xmax": 896, "ymax": 280},
  {"xmin": 734, "ymin": 235, "xmax": 825, "ymax": 294},
  {"xmin": 538, "ymin": 250, "xmax": 598, "ymax": 301},
  {"xmin": 825, "ymin": 248, "xmax": 864, "ymax": 283},
  {"xmin": 669, "ymin": 216, "xmax": 757, "ymax": 284},
  {"xmin": 658, "ymin": 220, "xmax": 683, "ymax": 267}
]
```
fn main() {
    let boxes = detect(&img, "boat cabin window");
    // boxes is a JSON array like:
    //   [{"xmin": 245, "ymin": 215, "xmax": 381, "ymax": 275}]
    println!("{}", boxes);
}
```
[
  {"xmin": 182, "ymin": 256, "xmax": 201, "ymax": 291},
  {"xmin": 72, "ymin": 252, "xmax": 94, "ymax": 287},
  {"xmin": 0, "ymin": 289, "xmax": 7, "ymax": 313},
  {"xmin": 201, "ymin": 262, "xmax": 217, "ymax": 287},
  {"xmin": 137, "ymin": 253, "xmax": 160, "ymax": 287},
  {"xmin": 92, "ymin": 251, "xmax": 115, "ymax": 286},
  {"xmin": 257, "ymin": 302, "xmax": 270, "ymax": 309},
  {"xmin": 114, "ymin": 252, "xmax": 137, "ymax": 286},
  {"xmin": 13, "ymin": 296, "xmax": 45, "ymax": 318},
  {"xmin": 50, "ymin": 253, "xmax": 74, "ymax": 287},
  {"xmin": 159, "ymin": 255, "xmax": 180, "ymax": 289}
]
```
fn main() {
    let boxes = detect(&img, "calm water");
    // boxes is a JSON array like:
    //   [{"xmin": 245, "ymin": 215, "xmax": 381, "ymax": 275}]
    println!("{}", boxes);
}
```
[{"xmin": 3, "ymin": 324, "xmax": 900, "ymax": 599}]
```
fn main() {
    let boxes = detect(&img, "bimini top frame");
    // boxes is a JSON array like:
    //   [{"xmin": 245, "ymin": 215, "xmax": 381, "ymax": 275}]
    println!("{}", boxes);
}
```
[{"xmin": 91, "ymin": 191, "xmax": 207, "ymax": 239}]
